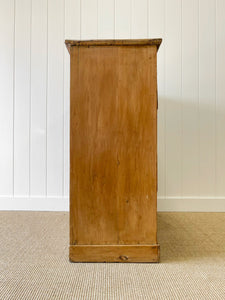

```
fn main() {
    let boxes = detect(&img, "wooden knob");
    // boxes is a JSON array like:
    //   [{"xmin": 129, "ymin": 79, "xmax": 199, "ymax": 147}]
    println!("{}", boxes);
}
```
[{"xmin": 119, "ymin": 255, "xmax": 128, "ymax": 261}]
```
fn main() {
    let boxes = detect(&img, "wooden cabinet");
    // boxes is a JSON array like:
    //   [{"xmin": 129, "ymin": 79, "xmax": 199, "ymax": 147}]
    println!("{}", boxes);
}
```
[{"xmin": 65, "ymin": 39, "xmax": 162, "ymax": 263}]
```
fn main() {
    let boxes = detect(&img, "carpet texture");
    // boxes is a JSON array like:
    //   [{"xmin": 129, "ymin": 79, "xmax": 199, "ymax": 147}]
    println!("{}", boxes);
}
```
[{"xmin": 0, "ymin": 212, "xmax": 224, "ymax": 299}]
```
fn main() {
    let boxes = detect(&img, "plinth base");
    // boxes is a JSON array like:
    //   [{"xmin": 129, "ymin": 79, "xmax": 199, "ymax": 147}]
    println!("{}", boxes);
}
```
[{"xmin": 69, "ymin": 244, "xmax": 160, "ymax": 263}]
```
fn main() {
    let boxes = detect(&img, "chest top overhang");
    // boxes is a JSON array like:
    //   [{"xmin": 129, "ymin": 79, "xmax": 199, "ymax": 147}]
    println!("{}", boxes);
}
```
[{"xmin": 65, "ymin": 39, "xmax": 162, "ymax": 54}]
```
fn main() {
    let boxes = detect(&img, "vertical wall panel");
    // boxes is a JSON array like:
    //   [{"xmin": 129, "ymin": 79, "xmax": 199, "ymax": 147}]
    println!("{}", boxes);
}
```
[
  {"xmin": 30, "ymin": 0, "xmax": 47, "ymax": 195},
  {"xmin": 1, "ymin": 0, "xmax": 225, "ymax": 211},
  {"xmin": 98, "ymin": 0, "xmax": 115, "ymax": 38},
  {"xmin": 115, "ymin": 0, "xmax": 131, "ymax": 38},
  {"xmin": 81, "ymin": 0, "xmax": 98, "ymax": 39},
  {"xmin": 165, "ymin": 0, "xmax": 182, "ymax": 197},
  {"xmin": 14, "ymin": 0, "xmax": 31, "ymax": 195},
  {"xmin": 199, "ymin": 0, "xmax": 216, "ymax": 196},
  {"xmin": 181, "ymin": 0, "xmax": 199, "ymax": 196},
  {"xmin": 0, "ymin": 0, "xmax": 14, "ymax": 195},
  {"xmin": 149, "ymin": 0, "xmax": 165, "ymax": 198},
  {"xmin": 65, "ymin": 0, "xmax": 80, "ymax": 39},
  {"xmin": 131, "ymin": 0, "xmax": 148, "ymax": 38},
  {"xmin": 216, "ymin": 0, "xmax": 225, "ymax": 196},
  {"xmin": 47, "ymin": 0, "xmax": 64, "ymax": 196},
  {"xmin": 64, "ymin": 0, "xmax": 81, "ymax": 196}
]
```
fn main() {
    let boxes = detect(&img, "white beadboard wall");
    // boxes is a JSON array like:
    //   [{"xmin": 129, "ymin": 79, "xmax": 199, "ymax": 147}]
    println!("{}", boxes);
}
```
[{"xmin": 0, "ymin": 0, "xmax": 225, "ymax": 211}]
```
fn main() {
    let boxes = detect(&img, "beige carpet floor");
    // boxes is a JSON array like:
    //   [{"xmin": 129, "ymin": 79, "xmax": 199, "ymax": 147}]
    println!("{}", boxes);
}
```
[{"xmin": 0, "ymin": 212, "xmax": 224, "ymax": 299}]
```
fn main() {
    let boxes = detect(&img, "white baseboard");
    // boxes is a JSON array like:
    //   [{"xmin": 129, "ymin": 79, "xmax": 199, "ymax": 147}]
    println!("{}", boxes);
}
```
[
  {"xmin": 157, "ymin": 196, "xmax": 225, "ymax": 212},
  {"xmin": 0, "ymin": 196, "xmax": 69, "ymax": 211},
  {"xmin": 0, "ymin": 196, "xmax": 225, "ymax": 212}
]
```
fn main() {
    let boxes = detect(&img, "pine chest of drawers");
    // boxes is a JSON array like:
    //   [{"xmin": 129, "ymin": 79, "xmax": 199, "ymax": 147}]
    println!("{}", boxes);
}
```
[{"xmin": 65, "ymin": 39, "xmax": 162, "ymax": 262}]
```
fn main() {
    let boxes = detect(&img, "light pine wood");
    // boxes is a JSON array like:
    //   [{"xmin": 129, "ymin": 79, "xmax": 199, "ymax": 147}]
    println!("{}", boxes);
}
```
[
  {"xmin": 70, "ymin": 244, "xmax": 160, "ymax": 263},
  {"xmin": 67, "ymin": 39, "xmax": 162, "ymax": 262},
  {"xmin": 65, "ymin": 39, "xmax": 162, "ymax": 53}
]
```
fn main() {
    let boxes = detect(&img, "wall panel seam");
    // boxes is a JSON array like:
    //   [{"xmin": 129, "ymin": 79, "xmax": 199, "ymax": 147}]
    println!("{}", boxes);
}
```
[
  {"xmin": 29, "ymin": 0, "xmax": 32, "ymax": 197},
  {"xmin": 12, "ymin": 0, "xmax": 16, "ymax": 197},
  {"xmin": 113, "ymin": 0, "xmax": 115, "ymax": 38},
  {"xmin": 197, "ymin": 0, "xmax": 200, "ymax": 198},
  {"xmin": 62, "ymin": 0, "xmax": 65, "ymax": 197},
  {"xmin": 214, "ymin": 0, "xmax": 217, "ymax": 196},
  {"xmin": 181, "ymin": 0, "xmax": 183, "ymax": 199},
  {"xmin": 80, "ymin": 0, "xmax": 82, "ymax": 38},
  {"xmin": 45, "ymin": 0, "xmax": 49, "ymax": 196},
  {"xmin": 164, "ymin": 0, "xmax": 167, "ymax": 200}
]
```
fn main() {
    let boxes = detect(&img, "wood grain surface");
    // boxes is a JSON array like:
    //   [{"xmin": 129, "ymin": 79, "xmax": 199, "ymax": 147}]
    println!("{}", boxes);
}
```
[
  {"xmin": 70, "ymin": 244, "xmax": 160, "ymax": 263},
  {"xmin": 69, "ymin": 40, "xmax": 160, "ymax": 262},
  {"xmin": 65, "ymin": 39, "xmax": 162, "ymax": 53}
]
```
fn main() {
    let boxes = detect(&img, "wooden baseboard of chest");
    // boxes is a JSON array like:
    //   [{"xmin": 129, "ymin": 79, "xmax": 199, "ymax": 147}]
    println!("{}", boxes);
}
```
[{"xmin": 69, "ymin": 244, "xmax": 160, "ymax": 263}]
